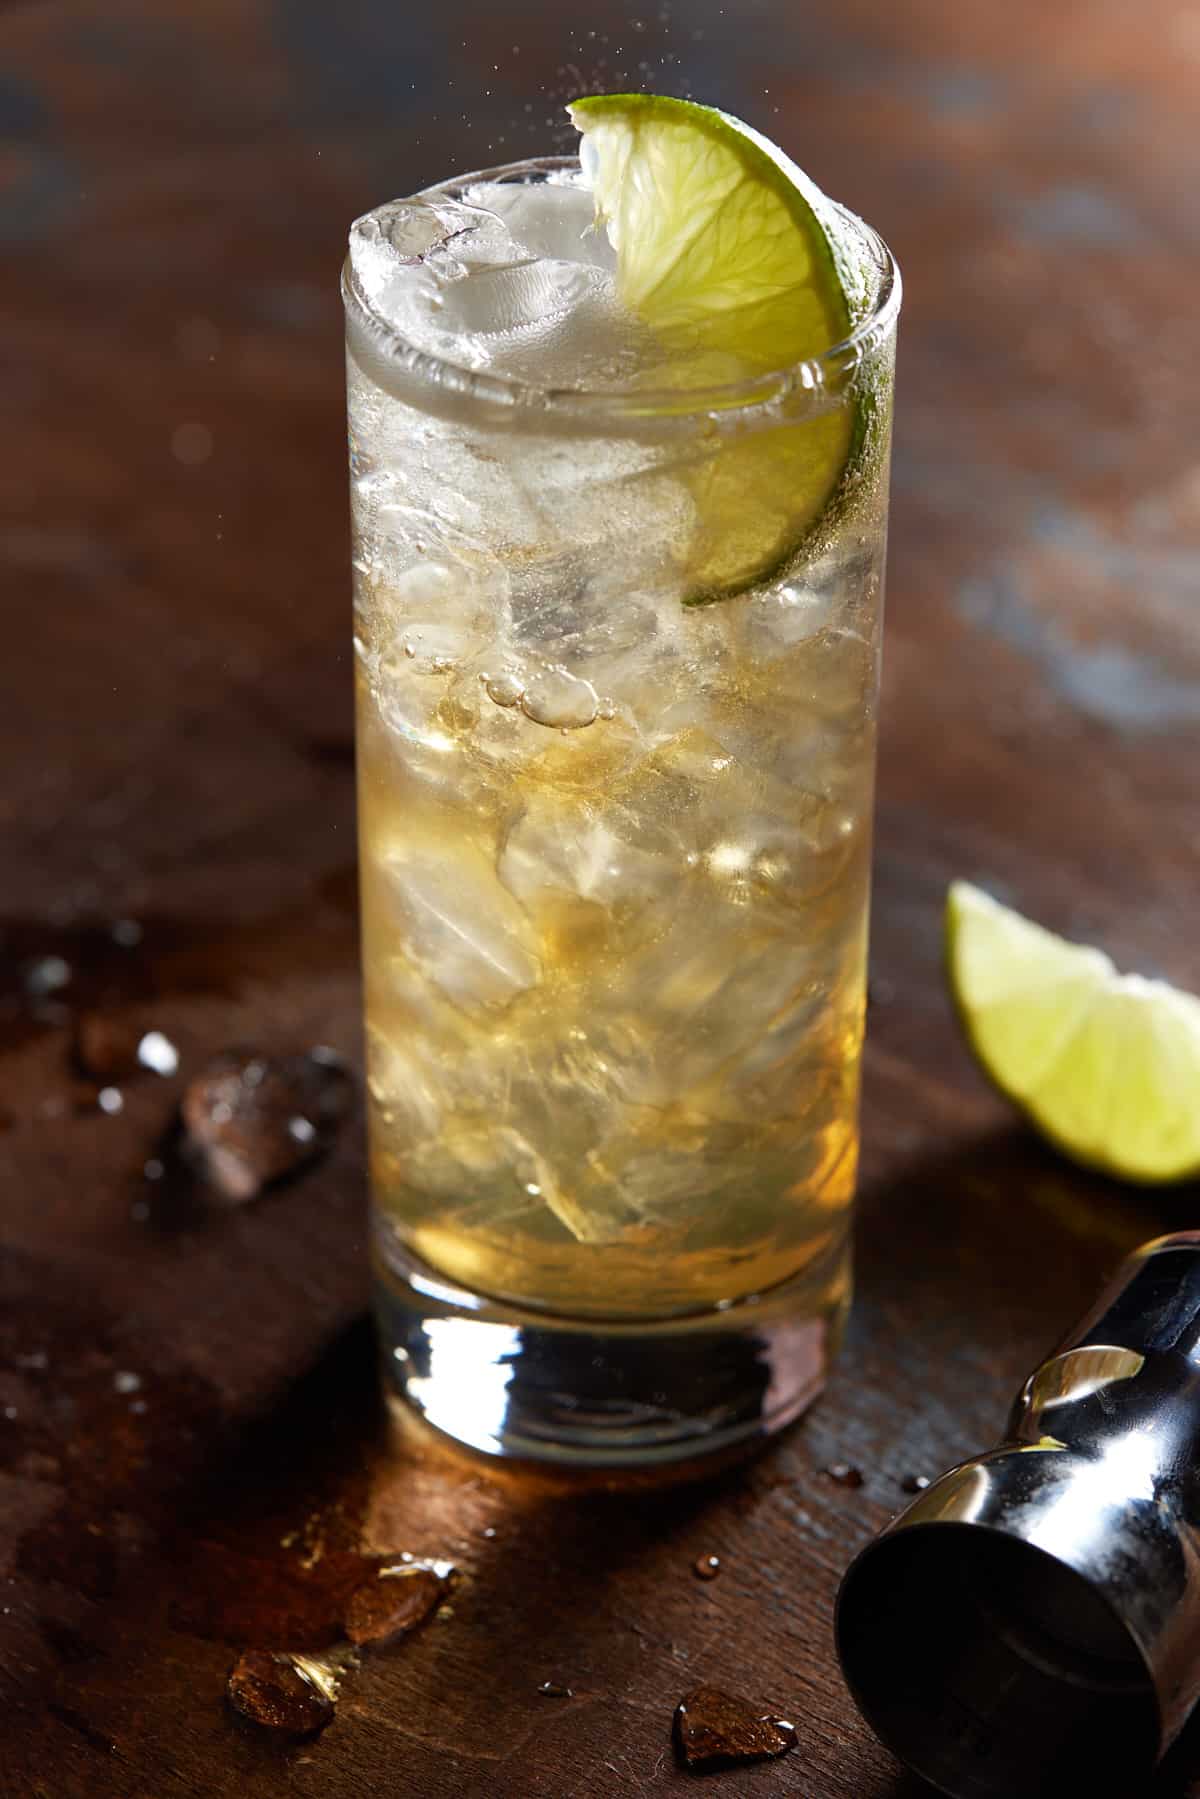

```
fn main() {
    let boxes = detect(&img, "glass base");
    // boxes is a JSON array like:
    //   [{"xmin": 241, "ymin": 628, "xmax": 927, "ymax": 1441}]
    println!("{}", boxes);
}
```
[{"xmin": 373, "ymin": 1227, "xmax": 850, "ymax": 1471}]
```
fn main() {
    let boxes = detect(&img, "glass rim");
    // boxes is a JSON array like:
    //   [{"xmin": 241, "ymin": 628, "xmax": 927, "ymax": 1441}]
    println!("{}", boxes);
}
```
[{"xmin": 341, "ymin": 154, "xmax": 901, "ymax": 426}]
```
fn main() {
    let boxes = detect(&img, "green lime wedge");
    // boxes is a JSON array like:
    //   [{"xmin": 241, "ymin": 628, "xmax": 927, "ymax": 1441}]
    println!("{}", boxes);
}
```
[
  {"xmin": 568, "ymin": 93, "xmax": 879, "ymax": 604},
  {"xmin": 947, "ymin": 880, "xmax": 1200, "ymax": 1185}
]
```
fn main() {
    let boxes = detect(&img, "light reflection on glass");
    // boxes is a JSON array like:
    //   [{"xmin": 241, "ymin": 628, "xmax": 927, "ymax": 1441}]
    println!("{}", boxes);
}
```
[{"xmin": 403, "ymin": 1320, "xmax": 520, "ymax": 1454}]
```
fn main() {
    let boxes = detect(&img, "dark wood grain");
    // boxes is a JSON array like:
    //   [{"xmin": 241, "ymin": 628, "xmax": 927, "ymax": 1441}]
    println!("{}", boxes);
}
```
[{"xmin": 2, "ymin": 1, "xmax": 1198, "ymax": 1795}]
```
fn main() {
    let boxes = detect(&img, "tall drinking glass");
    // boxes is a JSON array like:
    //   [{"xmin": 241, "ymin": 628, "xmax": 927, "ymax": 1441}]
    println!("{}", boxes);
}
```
[{"xmin": 344, "ymin": 157, "xmax": 900, "ymax": 1468}]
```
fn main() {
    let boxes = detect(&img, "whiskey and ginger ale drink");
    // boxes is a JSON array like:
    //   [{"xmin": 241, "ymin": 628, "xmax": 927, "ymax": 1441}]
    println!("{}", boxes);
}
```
[{"xmin": 345, "ymin": 97, "xmax": 900, "ymax": 1465}]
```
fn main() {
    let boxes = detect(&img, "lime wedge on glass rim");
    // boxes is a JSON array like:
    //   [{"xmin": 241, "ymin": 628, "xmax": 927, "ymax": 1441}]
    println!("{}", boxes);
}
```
[
  {"xmin": 947, "ymin": 881, "xmax": 1200, "ymax": 1185},
  {"xmin": 568, "ymin": 93, "xmax": 882, "ymax": 604}
]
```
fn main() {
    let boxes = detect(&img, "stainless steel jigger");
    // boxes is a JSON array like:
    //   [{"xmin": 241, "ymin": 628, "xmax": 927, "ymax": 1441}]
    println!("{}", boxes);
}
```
[{"xmin": 837, "ymin": 1231, "xmax": 1200, "ymax": 1798}]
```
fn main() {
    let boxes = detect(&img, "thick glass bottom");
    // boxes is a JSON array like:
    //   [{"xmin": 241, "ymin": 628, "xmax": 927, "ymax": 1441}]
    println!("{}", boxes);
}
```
[{"xmin": 373, "ymin": 1223, "xmax": 850, "ymax": 1470}]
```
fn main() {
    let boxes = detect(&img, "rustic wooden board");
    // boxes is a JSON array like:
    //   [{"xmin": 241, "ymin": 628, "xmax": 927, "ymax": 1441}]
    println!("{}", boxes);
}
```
[{"xmin": 2, "ymin": 1, "xmax": 1198, "ymax": 1794}]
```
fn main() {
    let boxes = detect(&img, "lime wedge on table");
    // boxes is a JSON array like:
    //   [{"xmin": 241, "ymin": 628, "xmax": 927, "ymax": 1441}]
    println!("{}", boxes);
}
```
[
  {"xmin": 947, "ymin": 881, "xmax": 1200, "ymax": 1185},
  {"xmin": 569, "ymin": 93, "xmax": 879, "ymax": 604}
]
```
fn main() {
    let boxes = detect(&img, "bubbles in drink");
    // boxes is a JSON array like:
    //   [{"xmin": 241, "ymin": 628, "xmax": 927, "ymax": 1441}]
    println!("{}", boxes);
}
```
[
  {"xmin": 519, "ymin": 667, "xmax": 599, "ymax": 729},
  {"xmin": 349, "ymin": 174, "xmax": 682, "ymax": 393},
  {"xmin": 484, "ymin": 671, "xmax": 525, "ymax": 707}
]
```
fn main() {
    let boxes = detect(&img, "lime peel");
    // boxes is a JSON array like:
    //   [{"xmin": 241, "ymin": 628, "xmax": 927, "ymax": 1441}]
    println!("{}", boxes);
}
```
[{"xmin": 947, "ymin": 880, "xmax": 1200, "ymax": 1186}]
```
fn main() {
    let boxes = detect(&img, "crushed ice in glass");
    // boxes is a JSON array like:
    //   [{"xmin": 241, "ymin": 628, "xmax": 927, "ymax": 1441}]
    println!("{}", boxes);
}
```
[
  {"xmin": 348, "ymin": 173, "xmax": 663, "ymax": 392},
  {"xmin": 346, "ymin": 158, "xmax": 886, "ymax": 1312}
]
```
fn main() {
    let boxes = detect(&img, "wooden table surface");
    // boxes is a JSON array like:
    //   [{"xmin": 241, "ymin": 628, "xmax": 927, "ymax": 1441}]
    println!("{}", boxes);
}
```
[{"xmin": 2, "ymin": 1, "xmax": 1198, "ymax": 1794}]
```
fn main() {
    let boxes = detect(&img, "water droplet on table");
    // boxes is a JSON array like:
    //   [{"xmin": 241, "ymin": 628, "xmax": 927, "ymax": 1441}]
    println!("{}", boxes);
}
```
[
  {"xmin": 674, "ymin": 1685, "xmax": 797, "ymax": 1767},
  {"xmin": 226, "ymin": 1651, "xmax": 336, "ymax": 1733},
  {"xmin": 342, "ymin": 1563, "xmax": 451, "ymax": 1647}
]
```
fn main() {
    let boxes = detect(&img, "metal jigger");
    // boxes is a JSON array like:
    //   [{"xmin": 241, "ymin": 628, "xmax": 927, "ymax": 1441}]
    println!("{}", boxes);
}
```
[{"xmin": 836, "ymin": 1231, "xmax": 1200, "ymax": 1797}]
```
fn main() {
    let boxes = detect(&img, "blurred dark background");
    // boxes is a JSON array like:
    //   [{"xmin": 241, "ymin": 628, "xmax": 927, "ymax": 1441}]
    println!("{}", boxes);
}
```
[{"xmin": 1, "ymin": 4, "xmax": 1198, "ymax": 1797}]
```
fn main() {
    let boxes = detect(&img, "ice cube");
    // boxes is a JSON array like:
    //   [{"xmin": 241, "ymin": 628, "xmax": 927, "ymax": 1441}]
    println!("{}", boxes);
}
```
[
  {"xmin": 506, "ymin": 552, "xmax": 590, "ymax": 652},
  {"xmin": 583, "ymin": 1132, "xmax": 763, "ymax": 1227},
  {"xmin": 476, "ymin": 269, "xmax": 652, "ymax": 391},
  {"xmin": 792, "ymin": 626, "xmax": 878, "ymax": 721},
  {"xmin": 365, "ymin": 1024, "xmax": 444, "ymax": 1145},
  {"xmin": 471, "ymin": 175, "xmax": 613, "ymax": 269},
  {"xmin": 377, "ymin": 840, "xmax": 541, "ymax": 1011},
  {"xmin": 498, "ymin": 796, "xmax": 669, "ymax": 911},
  {"xmin": 182, "ymin": 1050, "xmax": 352, "ymax": 1203},
  {"xmin": 728, "ymin": 578, "xmax": 841, "ymax": 663},
  {"xmin": 356, "ymin": 550, "xmax": 508, "ymax": 789},
  {"xmin": 348, "ymin": 199, "xmax": 446, "ymax": 311},
  {"xmin": 536, "ymin": 1183, "xmax": 641, "ymax": 1245},
  {"xmin": 679, "ymin": 698, "xmax": 869, "ymax": 882},
  {"xmin": 435, "ymin": 257, "xmax": 597, "ymax": 342},
  {"xmin": 605, "ymin": 913, "xmax": 822, "ymax": 1111},
  {"xmin": 404, "ymin": 1119, "xmax": 618, "ymax": 1247},
  {"xmin": 349, "ymin": 185, "xmax": 649, "ymax": 391},
  {"xmin": 606, "ymin": 726, "xmax": 752, "ymax": 869},
  {"xmin": 504, "ymin": 547, "xmax": 691, "ymax": 706},
  {"xmin": 384, "ymin": 560, "xmax": 495, "ymax": 671},
  {"xmin": 368, "ymin": 652, "xmax": 471, "ymax": 760},
  {"xmin": 349, "ymin": 196, "xmax": 527, "ymax": 369}
]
